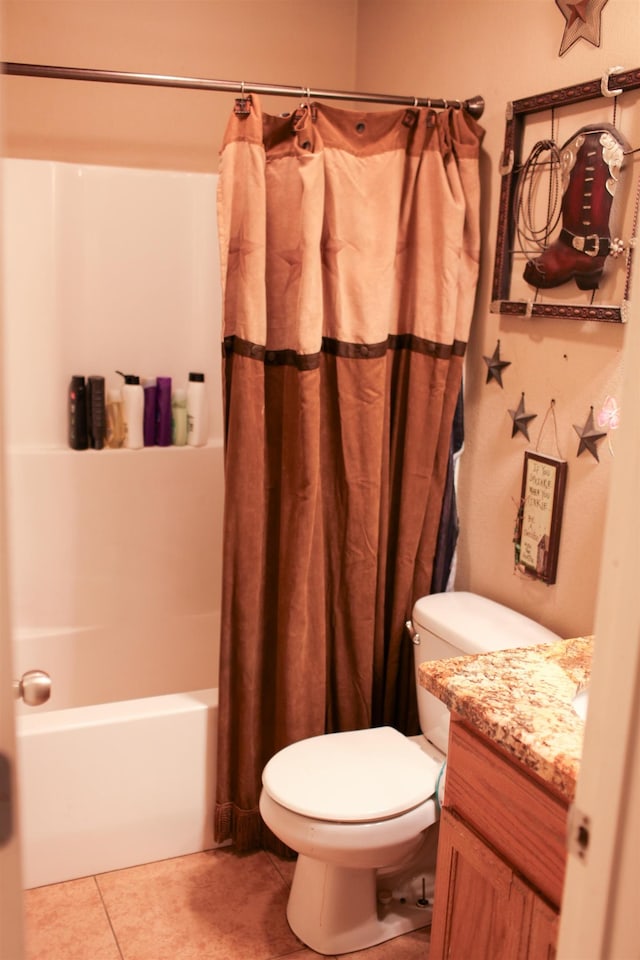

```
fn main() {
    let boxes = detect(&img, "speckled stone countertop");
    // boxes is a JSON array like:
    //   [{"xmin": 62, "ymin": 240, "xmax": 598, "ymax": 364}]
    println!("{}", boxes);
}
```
[{"xmin": 418, "ymin": 635, "xmax": 593, "ymax": 801}]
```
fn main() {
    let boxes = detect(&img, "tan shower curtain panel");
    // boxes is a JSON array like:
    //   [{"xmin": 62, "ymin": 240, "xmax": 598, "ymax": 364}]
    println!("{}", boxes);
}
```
[{"xmin": 215, "ymin": 96, "xmax": 484, "ymax": 851}]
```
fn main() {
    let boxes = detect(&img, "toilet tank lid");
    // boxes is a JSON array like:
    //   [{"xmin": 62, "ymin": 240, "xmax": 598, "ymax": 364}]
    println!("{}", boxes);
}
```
[
  {"xmin": 412, "ymin": 591, "xmax": 561, "ymax": 656},
  {"xmin": 262, "ymin": 727, "xmax": 442, "ymax": 823}
]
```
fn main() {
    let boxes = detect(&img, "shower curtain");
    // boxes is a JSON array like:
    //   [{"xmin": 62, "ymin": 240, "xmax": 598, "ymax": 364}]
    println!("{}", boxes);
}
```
[{"xmin": 215, "ymin": 95, "xmax": 484, "ymax": 852}]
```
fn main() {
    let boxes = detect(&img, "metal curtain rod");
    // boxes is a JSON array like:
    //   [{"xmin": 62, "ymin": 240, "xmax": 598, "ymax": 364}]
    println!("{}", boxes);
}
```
[{"xmin": 1, "ymin": 61, "xmax": 485, "ymax": 119}]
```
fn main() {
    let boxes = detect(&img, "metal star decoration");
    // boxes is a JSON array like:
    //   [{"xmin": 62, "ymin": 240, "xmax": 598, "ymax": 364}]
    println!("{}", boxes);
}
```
[
  {"xmin": 508, "ymin": 393, "xmax": 537, "ymax": 440},
  {"xmin": 573, "ymin": 406, "xmax": 607, "ymax": 461},
  {"xmin": 555, "ymin": 0, "xmax": 609, "ymax": 56},
  {"xmin": 483, "ymin": 339, "xmax": 511, "ymax": 388}
]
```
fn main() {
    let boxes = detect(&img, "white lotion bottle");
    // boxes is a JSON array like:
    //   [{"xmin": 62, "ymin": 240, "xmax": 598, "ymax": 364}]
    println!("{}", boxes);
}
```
[
  {"xmin": 186, "ymin": 372, "xmax": 207, "ymax": 447},
  {"xmin": 116, "ymin": 371, "xmax": 144, "ymax": 449}
]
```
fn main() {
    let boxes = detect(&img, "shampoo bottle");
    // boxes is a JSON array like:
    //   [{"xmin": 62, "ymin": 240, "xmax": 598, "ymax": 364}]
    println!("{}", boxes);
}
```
[
  {"xmin": 68, "ymin": 375, "xmax": 88, "ymax": 450},
  {"xmin": 105, "ymin": 388, "xmax": 125, "ymax": 449},
  {"xmin": 142, "ymin": 377, "xmax": 157, "ymax": 446},
  {"xmin": 155, "ymin": 376, "xmax": 172, "ymax": 446},
  {"xmin": 171, "ymin": 388, "xmax": 188, "ymax": 446},
  {"xmin": 186, "ymin": 372, "xmax": 207, "ymax": 447},
  {"xmin": 116, "ymin": 371, "xmax": 144, "ymax": 449},
  {"xmin": 87, "ymin": 375, "xmax": 106, "ymax": 450}
]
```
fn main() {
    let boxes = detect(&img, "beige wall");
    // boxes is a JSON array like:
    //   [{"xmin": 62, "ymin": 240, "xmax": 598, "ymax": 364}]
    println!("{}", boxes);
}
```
[
  {"xmin": 2, "ymin": 0, "xmax": 639, "ymax": 638},
  {"xmin": 357, "ymin": 1, "xmax": 640, "ymax": 638},
  {"xmin": 1, "ymin": 0, "xmax": 358, "ymax": 170}
]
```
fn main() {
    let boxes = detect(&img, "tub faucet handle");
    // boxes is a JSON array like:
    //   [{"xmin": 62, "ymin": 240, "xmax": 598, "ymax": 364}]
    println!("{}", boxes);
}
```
[{"xmin": 14, "ymin": 669, "xmax": 51, "ymax": 707}]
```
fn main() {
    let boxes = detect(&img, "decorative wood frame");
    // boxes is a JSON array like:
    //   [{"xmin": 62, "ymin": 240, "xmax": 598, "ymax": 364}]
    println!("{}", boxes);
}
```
[
  {"xmin": 515, "ymin": 452, "xmax": 568, "ymax": 585},
  {"xmin": 491, "ymin": 67, "xmax": 640, "ymax": 323}
]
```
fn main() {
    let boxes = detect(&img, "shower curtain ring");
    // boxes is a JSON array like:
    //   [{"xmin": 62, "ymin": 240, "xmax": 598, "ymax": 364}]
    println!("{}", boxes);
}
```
[
  {"xmin": 235, "ymin": 81, "xmax": 251, "ymax": 118},
  {"xmin": 413, "ymin": 97, "xmax": 419, "ymax": 108}
]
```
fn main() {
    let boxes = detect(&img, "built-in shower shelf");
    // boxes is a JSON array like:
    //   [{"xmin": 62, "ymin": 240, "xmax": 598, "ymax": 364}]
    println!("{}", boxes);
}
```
[{"xmin": 7, "ymin": 441, "xmax": 224, "ymax": 455}]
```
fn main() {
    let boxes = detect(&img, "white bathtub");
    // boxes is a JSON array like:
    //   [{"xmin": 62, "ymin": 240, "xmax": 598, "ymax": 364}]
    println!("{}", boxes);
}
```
[
  {"xmin": 17, "ymin": 688, "xmax": 219, "ymax": 889},
  {"xmin": 10, "ymin": 448, "xmax": 223, "ymax": 890},
  {"xmin": 4, "ymin": 158, "xmax": 225, "ymax": 890}
]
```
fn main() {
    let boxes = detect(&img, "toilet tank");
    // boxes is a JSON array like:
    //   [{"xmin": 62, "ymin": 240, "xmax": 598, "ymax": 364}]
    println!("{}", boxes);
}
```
[{"xmin": 412, "ymin": 591, "xmax": 561, "ymax": 753}]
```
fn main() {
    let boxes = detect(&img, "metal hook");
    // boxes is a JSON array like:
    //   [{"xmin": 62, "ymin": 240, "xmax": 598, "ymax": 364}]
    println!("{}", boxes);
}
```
[
  {"xmin": 601, "ymin": 66, "xmax": 624, "ymax": 98},
  {"xmin": 234, "ymin": 83, "xmax": 251, "ymax": 119}
]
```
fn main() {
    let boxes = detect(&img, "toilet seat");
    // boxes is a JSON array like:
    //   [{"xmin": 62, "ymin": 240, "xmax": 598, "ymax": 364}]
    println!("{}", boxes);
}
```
[{"xmin": 262, "ymin": 726, "xmax": 442, "ymax": 823}]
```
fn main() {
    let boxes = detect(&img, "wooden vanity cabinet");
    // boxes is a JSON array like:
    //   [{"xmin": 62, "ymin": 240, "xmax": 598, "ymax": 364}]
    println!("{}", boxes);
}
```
[{"xmin": 430, "ymin": 714, "xmax": 568, "ymax": 960}]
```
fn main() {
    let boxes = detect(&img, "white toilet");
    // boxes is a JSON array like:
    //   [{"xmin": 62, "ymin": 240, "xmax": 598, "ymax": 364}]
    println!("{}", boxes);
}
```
[{"xmin": 259, "ymin": 592, "xmax": 560, "ymax": 955}]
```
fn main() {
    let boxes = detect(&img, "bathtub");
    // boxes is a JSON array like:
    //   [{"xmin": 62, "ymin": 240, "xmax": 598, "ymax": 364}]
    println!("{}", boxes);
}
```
[
  {"xmin": 3, "ymin": 158, "xmax": 225, "ymax": 890},
  {"xmin": 9, "ymin": 444, "xmax": 224, "ymax": 890},
  {"xmin": 17, "ymin": 688, "xmax": 220, "ymax": 889},
  {"xmin": 10, "ymin": 446, "xmax": 223, "ymax": 892}
]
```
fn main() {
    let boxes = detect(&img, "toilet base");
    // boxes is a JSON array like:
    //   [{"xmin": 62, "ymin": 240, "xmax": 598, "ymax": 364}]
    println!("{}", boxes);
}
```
[{"xmin": 287, "ymin": 853, "xmax": 433, "ymax": 955}]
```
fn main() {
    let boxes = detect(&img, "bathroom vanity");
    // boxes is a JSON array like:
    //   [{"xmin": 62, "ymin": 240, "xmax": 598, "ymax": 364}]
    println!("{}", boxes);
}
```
[{"xmin": 419, "ymin": 634, "xmax": 592, "ymax": 960}]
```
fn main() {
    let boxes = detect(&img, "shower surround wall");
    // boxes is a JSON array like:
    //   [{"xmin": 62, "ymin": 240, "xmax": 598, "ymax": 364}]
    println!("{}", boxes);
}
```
[{"xmin": 2, "ymin": 158, "xmax": 223, "ymax": 885}]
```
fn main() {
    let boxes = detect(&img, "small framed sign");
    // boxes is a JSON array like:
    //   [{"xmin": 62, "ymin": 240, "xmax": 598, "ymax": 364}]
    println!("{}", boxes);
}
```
[{"xmin": 515, "ymin": 452, "xmax": 568, "ymax": 584}]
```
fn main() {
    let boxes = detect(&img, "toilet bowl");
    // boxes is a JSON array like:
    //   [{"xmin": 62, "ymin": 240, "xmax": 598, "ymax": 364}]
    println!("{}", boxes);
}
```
[
  {"xmin": 260, "ymin": 592, "xmax": 561, "ymax": 955},
  {"xmin": 260, "ymin": 727, "xmax": 444, "ymax": 955}
]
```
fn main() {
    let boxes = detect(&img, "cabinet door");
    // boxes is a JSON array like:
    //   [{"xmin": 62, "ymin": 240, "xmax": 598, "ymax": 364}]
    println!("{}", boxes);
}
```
[
  {"xmin": 430, "ymin": 808, "xmax": 529, "ymax": 960},
  {"xmin": 528, "ymin": 894, "xmax": 559, "ymax": 960},
  {"xmin": 446, "ymin": 716, "xmax": 567, "ymax": 907}
]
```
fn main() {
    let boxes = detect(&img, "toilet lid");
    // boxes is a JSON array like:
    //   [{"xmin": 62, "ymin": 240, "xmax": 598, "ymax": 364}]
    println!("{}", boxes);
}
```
[{"xmin": 262, "ymin": 726, "xmax": 441, "ymax": 823}]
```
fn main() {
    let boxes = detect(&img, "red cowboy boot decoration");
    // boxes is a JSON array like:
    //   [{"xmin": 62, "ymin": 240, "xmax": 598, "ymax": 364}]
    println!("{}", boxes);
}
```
[{"xmin": 523, "ymin": 123, "xmax": 628, "ymax": 291}]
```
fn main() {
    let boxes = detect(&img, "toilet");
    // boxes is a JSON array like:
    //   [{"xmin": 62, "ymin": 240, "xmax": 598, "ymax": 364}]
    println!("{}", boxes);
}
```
[{"xmin": 259, "ymin": 592, "xmax": 560, "ymax": 955}]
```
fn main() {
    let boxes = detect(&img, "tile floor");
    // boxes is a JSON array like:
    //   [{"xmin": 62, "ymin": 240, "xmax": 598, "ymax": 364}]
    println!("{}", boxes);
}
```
[{"xmin": 23, "ymin": 847, "xmax": 431, "ymax": 960}]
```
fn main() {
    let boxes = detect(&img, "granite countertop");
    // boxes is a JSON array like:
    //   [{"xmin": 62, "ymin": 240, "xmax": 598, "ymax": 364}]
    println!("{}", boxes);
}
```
[{"xmin": 418, "ymin": 635, "xmax": 593, "ymax": 801}]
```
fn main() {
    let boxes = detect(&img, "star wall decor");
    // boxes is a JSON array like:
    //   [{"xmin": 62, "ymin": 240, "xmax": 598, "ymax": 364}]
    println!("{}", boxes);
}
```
[
  {"xmin": 508, "ymin": 393, "xmax": 537, "ymax": 441},
  {"xmin": 573, "ymin": 406, "xmax": 607, "ymax": 461},
  {"xmin": 483, "ymin": 339, "xmax": 511, "ymax": 388},
  {"xmin": 555, "ymin": 0, "xmax": 609, "ymax": 56}
]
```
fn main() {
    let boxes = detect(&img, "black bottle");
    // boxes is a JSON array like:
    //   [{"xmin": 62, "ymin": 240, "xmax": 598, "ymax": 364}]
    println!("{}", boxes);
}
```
[
  {"xmin": 88, "ymin": 376, "xmax": 106, "ymax": 450},
  {"xmin": 68, "ymin": 376, "xmax": 88, "ymax": 450}
]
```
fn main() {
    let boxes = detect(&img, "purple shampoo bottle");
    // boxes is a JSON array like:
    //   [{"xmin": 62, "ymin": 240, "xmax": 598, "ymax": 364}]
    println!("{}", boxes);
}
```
[
  {"xmin": 156, "ymin": 377, "xmax": 172, "ymax": 446},
  {"xmin": 142, "ymin": 378, "xmax": 157, "ymax": 446}
]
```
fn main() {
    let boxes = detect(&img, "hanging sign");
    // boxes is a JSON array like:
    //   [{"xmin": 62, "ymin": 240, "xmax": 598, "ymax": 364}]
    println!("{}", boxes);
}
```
[{"xmin": 515, "ymin": 452, "xmax": 568, "ymax": 584}]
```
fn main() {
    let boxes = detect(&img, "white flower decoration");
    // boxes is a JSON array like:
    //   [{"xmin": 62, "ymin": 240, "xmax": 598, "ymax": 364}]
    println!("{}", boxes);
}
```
[{"xmin": 597, "ymin": 396, "xmax": 620, "ymax": 431}]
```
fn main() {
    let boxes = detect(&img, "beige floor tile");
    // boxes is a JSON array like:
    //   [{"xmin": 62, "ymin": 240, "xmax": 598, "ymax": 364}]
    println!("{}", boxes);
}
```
[
  {"xmin": 264, "ymin": 849, "xmax": 297, "ymax": 887},
  {"xmin": 277, "ymin": 945, "xmax": 338, "ymax": 957},
  {"xmin": 97, "ymin": 847, "xmax": 303, "ymax": 960},
  {"xmin": 339, "ymin": 927, "xmax": 430, "ymax": 959},
  {"xmin": 23, "ymin": 850, "xmax": 428, "ymax": 960},
  {"xmin": 23, "ymin": 876, "xmax": 122, "ymax": 960}
]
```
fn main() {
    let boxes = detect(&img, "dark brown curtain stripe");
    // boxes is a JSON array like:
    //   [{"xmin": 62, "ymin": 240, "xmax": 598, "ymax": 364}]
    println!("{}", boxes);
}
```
[
  {"xmin": 222, "ymin": 333, "xmax": 467, "ymax": 367},
  {"xmin": 215, "ymin": 95, "xmax": 484, "ymax": 853}
]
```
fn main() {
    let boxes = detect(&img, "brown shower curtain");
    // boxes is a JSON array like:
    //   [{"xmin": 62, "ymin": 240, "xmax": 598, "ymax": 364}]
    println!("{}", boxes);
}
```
[{"xmin": 215, "ymin": 95, "xmax": 484, "ymax": 852}]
